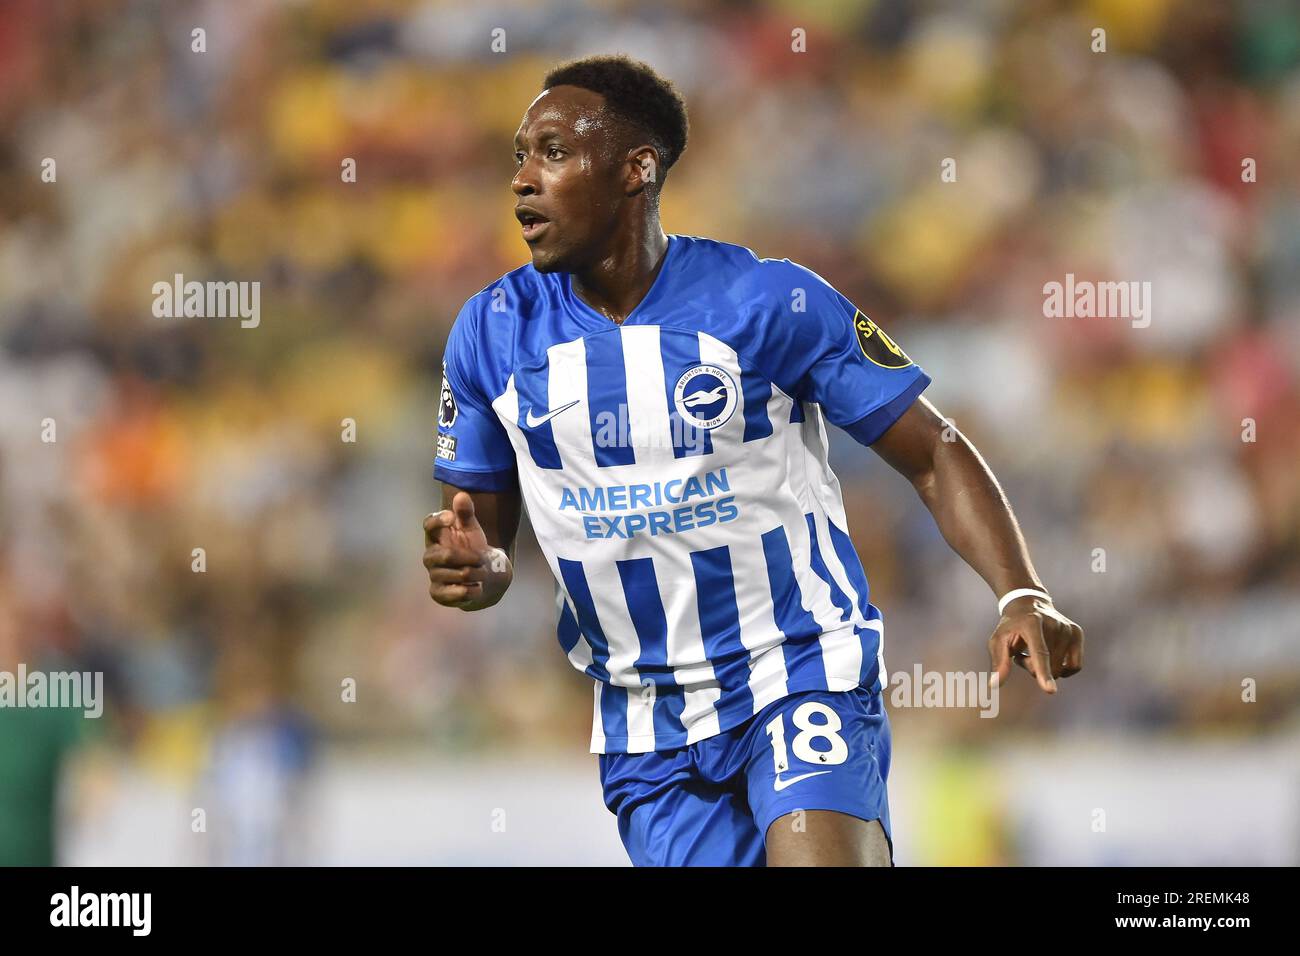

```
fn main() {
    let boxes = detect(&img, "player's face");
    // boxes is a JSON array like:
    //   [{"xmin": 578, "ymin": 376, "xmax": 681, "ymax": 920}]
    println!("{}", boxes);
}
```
[{"xmin": 511, "ymin": 86, "xmax": 627, "ymax": 273}]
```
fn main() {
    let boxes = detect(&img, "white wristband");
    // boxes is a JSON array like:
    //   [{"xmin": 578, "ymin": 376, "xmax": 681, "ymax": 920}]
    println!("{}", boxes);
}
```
[{"xmin": 997, "ymin": 588, "xmax": 1052, "ymax": 615}]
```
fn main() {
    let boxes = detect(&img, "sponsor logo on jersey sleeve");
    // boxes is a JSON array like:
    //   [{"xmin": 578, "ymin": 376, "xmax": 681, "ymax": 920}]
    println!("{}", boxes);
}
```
[{"xmin": 853, "ymin": 310, "xmax": 913, "ymax": 369}]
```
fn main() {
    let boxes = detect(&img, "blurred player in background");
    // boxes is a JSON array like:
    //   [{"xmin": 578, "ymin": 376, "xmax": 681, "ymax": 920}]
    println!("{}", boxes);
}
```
[
  {"xmin": 425, "ymin": 55, "xmax": 1082, "ymax": 866},
  {"xmin": 0, "ymin": 585, "xmax": 94, "ymax": 866}
]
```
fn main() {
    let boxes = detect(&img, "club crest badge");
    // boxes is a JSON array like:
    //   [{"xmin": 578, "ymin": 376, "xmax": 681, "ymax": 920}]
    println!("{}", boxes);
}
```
[{"xmin": 673, "ymin": 364, "xmax": 737, "ymax": 430}]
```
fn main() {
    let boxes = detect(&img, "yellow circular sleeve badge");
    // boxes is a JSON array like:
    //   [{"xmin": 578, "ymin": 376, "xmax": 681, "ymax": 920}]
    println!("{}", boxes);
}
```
[{"xmin": 853, "ymin": 310, "xmax": 913, "ymax": 369}]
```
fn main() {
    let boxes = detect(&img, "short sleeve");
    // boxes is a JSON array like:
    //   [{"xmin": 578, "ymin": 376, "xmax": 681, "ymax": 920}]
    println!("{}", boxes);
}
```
[
  {"xmin": 433, "ymin": 300, "xmax": 518, "ymax": 491},
  {"xmin": 772, "ymin": 265, "xmax": 931, "ymax": 446}
]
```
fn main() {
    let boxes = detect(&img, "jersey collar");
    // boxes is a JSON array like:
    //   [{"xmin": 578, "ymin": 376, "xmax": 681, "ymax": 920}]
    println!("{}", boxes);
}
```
[{"xmin": 560, "ymin": 234, "xmax": 681, "ymax": 328}]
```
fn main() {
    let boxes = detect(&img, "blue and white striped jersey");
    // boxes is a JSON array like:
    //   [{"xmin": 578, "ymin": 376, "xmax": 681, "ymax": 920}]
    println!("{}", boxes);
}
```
[{"xmin": 434, "ymin": 235, "xmax": 931, "ymax": 754}]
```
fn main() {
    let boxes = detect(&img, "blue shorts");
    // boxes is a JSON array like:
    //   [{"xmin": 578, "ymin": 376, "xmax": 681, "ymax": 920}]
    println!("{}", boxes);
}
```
[{"xmin": 598, "ymin": 685, "xmax": 893, "ymax": 866}]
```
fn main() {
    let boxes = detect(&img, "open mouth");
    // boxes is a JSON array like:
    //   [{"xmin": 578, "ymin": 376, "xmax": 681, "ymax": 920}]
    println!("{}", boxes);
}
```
[{"xmin": 515, "ymin": 207, "xmax": 550, "ymax": 242}]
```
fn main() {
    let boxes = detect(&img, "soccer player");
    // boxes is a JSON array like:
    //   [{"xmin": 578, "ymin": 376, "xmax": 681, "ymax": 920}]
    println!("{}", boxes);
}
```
[{"xmin": 424, "ymin": 55, "xmax": 1083, "ymax": 866}]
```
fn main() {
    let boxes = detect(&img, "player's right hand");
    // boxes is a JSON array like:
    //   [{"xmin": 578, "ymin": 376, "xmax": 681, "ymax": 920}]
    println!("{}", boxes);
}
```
[{"xmin": 423, "ymin": 491, "xmax": 512, "ymax": 610}]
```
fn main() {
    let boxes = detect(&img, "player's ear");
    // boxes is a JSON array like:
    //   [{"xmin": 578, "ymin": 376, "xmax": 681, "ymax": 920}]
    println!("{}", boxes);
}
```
[{"xmin": 625, "ymin": 146, "xmax": 660, "ymax": 196}]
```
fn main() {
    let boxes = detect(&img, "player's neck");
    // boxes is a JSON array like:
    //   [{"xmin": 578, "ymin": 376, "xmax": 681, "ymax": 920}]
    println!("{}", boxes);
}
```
[{"xmin": 570, "ymin": 223, "xmax": 669, "ymax": 325}]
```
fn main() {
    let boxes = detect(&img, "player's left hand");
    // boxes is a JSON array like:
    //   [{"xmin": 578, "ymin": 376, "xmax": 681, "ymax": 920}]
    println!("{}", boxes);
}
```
[{"xmin": 987, "ymin": 597, "xmax": 1083, "ymax": 694}]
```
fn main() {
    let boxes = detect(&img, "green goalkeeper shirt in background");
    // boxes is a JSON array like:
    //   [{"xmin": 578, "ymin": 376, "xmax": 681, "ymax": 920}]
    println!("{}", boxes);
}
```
[{"xmin": 0, "ymin": 704, "xmax": 89, "ymax": 866}]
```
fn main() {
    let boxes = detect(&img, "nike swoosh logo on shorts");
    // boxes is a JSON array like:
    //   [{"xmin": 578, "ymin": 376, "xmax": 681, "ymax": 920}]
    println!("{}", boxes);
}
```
[
  {"xmin": 524, "ymin": 400, "xmax": 579, "ymax": 428},
  {"xmin": 772, "ymin": 770, "xmax": 832, "ymax": 792}
]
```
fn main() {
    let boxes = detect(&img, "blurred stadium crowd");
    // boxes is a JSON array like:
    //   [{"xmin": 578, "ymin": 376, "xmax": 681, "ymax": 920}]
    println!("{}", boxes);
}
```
[{"xmin": 1, "ymin": 0, "xmax": 1298, "ymax": 865}]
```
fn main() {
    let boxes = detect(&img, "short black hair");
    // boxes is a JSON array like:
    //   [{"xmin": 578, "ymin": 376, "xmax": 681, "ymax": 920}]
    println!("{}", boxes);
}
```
[{"xmin": 543, "ymin": 55, "xmax": 689, "ymax": 172}]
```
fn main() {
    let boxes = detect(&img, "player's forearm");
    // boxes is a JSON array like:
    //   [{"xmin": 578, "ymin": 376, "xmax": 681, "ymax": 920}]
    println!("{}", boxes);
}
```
[{"xmin": 911, "ymin": 430, "xmax": 1046, "ymax": 599}]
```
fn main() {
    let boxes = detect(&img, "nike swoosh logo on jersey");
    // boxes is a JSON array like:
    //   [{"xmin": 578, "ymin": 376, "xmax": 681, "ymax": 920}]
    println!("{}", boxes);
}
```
[
  {"xmin": 524, "ymin": 400, "xmax": 579, "ymax": 428},
  {"xmin": 772, "ymin": 770, "xmax": 832, "ymax": 792}
]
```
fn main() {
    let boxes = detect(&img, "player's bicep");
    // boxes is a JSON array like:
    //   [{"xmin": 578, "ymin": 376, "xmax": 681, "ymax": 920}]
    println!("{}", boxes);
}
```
[
  {"xmin": 768, "ymin": 268, "xmax": 932, "ymax": 446},
  {"xmin": 806, "ymin": 307, "xmax": 931, "ymax": 446},
  {"xmin": 433, "ymin": 325, "xmax": 517, "ymax": 492},
  {"xmin": 867, "ymin": 394, "xmax": 948, "ymax": 484}
]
